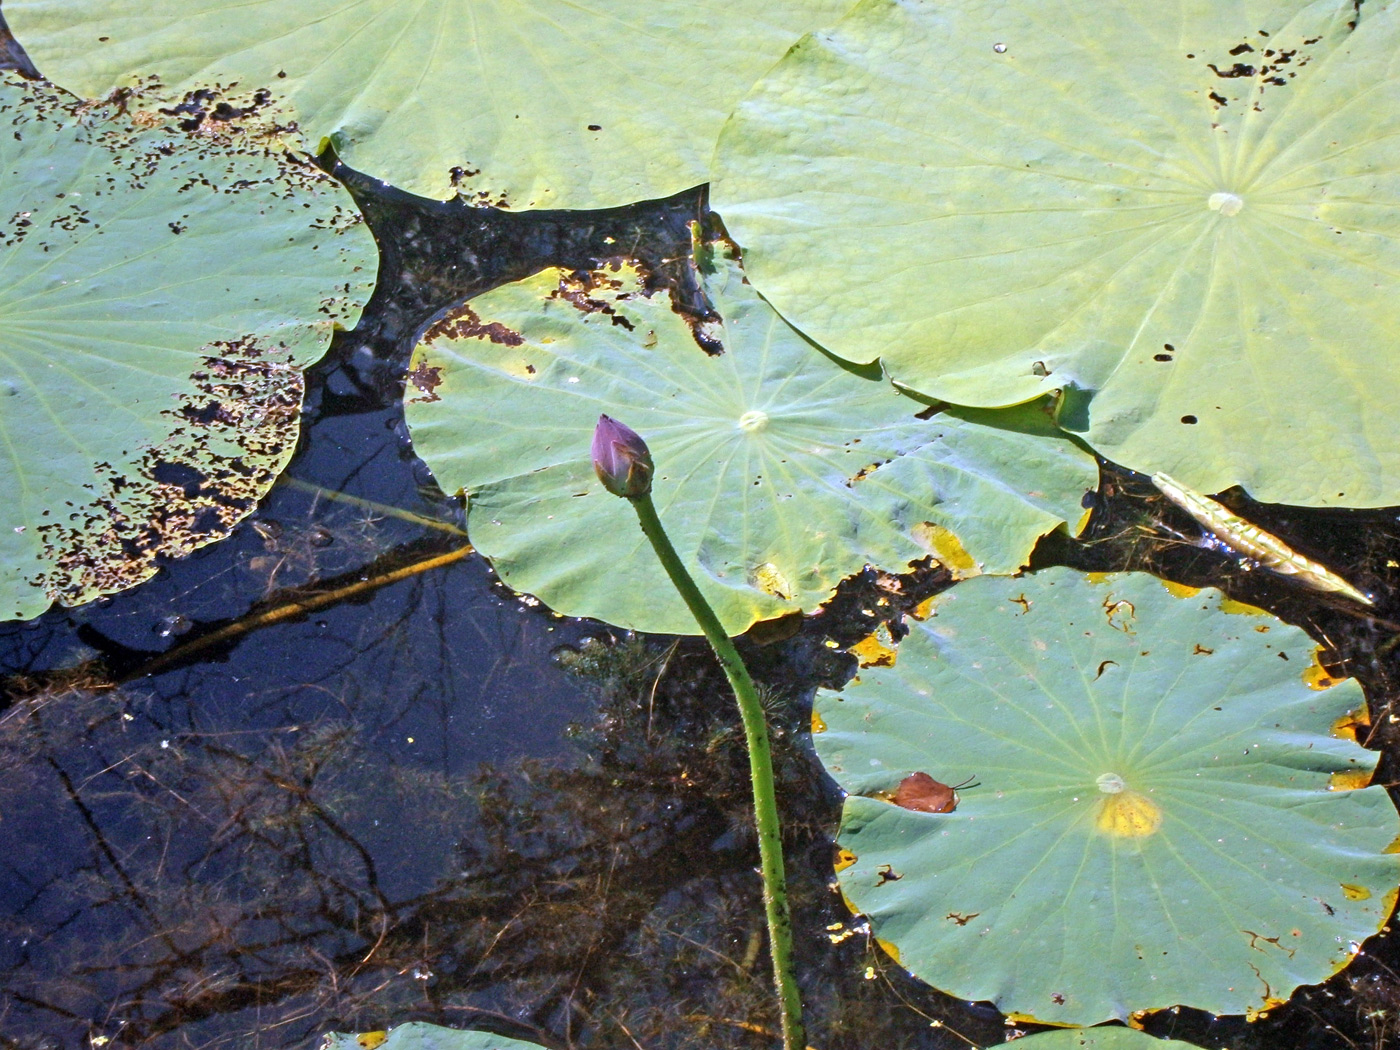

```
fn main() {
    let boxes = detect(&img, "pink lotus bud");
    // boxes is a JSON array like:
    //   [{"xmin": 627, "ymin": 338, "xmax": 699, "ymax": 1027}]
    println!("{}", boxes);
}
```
[{"xmin": 591, "ymin": 414, "xmax": 654, "ymax": 498}]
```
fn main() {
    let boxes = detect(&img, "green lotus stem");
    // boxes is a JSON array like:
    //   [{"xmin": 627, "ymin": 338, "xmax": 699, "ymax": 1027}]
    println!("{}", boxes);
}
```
[
  {"xmin": 631, "ymin": 491, "xmax": 804, "ymax": 1050},
  {"xmin": 591, "ymin": 415, "xmax": 804, "ymax": 1050}
]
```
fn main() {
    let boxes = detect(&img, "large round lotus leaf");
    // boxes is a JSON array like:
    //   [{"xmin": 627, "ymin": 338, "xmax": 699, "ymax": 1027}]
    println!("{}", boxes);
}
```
[
  {"xmin": 815, "ymin": 568, "xmax": 1400, "ymax": 1024},
  {"xmin": 1005, "ymin": 1032, "xmax": 1203, "ymax": 1050},
  {"xmin": 321, "ymin": 1024, "xmax": 545, "ymax": 1050},
  {"xmin": 7, "ymin": 0, "xmax": 853, "ymax": 210},
  {"xmin": 712, "ymin": 0, "xmax": 1400, "ymax": 506},
  {"xmin": 404, "ymin": 253, "xmax": 1095, "ymax": 634},
  {"xmin": 0, "ymin": 75, "xmax": 376, "ymax": 622}
]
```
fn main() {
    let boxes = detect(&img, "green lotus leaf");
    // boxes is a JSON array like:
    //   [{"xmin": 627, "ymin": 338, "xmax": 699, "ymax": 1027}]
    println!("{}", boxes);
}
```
[
  {"xmin": 7, "ymin": 0, "xmax": 853, "ymax": 210},
  {"xmin": 0, "ymin": 75, "xmax": 376, "ymax": 621},
  {"xmin": 320, "ymin": 1024, "xmax": 545, "ymax": 1050},
  {"xmin": 815, "ymin": 568, "xmax": 1400, "ymax": 1023},
  {"xmin": 713, "ymin": 0, "xmax": 1400, "ymax": 506},
  {"xmin": 404, "ymin": 253, "xmax": 1095, "ymax": 634},
  {"xmin": 1005, "ymin": 1031, "xmax": 1205, "ymax": 1050}
]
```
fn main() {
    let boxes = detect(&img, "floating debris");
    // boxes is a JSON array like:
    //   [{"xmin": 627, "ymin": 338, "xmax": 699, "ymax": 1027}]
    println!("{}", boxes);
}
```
[{"xmin": 1151, "ymin": 472, "xmax": 1372, "ymax": 605}]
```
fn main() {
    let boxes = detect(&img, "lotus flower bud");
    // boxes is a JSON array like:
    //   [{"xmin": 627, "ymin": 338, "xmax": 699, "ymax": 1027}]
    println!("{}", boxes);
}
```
[{"xmin": 591, "ymin": 414, "xmax": 654, "ymax": 498}]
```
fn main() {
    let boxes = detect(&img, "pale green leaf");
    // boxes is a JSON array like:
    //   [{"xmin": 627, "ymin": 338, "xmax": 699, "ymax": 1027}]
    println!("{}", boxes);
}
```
[
  {"xmin": 404, "ymin": 254, "xmax": 1095, "ymax": 634},
  {"xmin": 7, "ymin": 0, "xmax": 853, "ymax": 209},
  {"xmin": 1004, "ymin": 1031, "xmax": 1207, "ymax": 1050},
  {"xmin": 713, "ymin": 0, "xmax": 1400, "ymax": 505},
  {"xmin": 321, "ymin": 1023, "xmax": 545, "ymax": 1050},
  {"xmin": 0, "ymin": 76, "xmax": 376, "ymax": 621},
  {"xmin": 816, "ymin": 568, "xmax": 1400, "ymax": 1023}
]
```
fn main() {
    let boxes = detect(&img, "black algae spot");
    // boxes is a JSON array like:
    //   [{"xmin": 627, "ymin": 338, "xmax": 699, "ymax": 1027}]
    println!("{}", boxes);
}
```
[
  {"xmin": 1181, "ymin": 415, "xmax": 1198, "ymax": 424},
  {"xmin": 1208, "ymin": 62, "xmax": 1256, "ymax": 78}
]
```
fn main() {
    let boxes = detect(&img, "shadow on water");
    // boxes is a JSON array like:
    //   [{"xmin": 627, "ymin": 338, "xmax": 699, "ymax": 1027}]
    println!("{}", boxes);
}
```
[{"xmin": 3, "ymin": 25, "xmax": 1400, "ymax": 1049}]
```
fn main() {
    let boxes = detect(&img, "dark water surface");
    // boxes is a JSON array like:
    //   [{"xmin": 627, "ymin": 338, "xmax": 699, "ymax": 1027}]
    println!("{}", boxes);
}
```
[{"xmin": 4, "ymin": 39, "xmax": 1400, "ymax": 1050}]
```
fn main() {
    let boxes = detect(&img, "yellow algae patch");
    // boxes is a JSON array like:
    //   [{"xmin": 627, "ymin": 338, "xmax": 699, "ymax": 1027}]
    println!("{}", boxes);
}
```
[
  {"xmin": 1341, "ymin": 884, "xmax": 1372, "ymax": 901},
  {"xmin": 1331, "ymin": 704, "xmax": 1371, "ymax": 743},
  {"xmin": 1329, "ymin": 769, "xmax": 1373, "ymax": 791},
  {"xmin": 1220, "ymin": 598, "xmax": 1268, "ymax": 616},
  {"xmin": 357, "ymin": 1034, "xmax": 389, "ymax": 1050},
  {"xmin": 1095, "ymin": 790, "xmax": 1163, "ymax": 838},
  {"xmin": 1159, "ymin": 579, "xmax": 1202, "ymax": 599},
  {"xmin": 811, "ymin": 710, "xmax": 827, "ymax": 734},
  {"xmin": 1005, "ymin": 1012, "xmax": 1070, "ymax": 1027},
  {"xmin": 1245, "ymin": 998, "xmax": 1287, "ymax": 1022},
  {"xmin": 1086, "ymin": 572, "xmax": 1114, "ymax": 585},
  {"xmin": 849, "ymin": 623, "xmax": 898, "ymax": 668},
  {"xmin": 912, "ymin": 522, "xmax": 981, "ymax": 578},
  {"xmin": 834, "ymin": 847, "xmax": 858, "ymax": 873},
  {"xmin": 1385, "ymin": 834, "xmax": 1400, "ymax": 855},
  {"xmin": 1384, "ymin": 886, "xmax": 1398, "ymax": 917},
  {"xmin": 1307, "ymin": 649, "xmax": 1348, "ymax": 692},
  {"xmin": 875, "ymin": 937, "xmax": 902, "ymax": 965},
  {"xmin": 750, "ymin": 561, "xmax": 793, "ymax": 601}
]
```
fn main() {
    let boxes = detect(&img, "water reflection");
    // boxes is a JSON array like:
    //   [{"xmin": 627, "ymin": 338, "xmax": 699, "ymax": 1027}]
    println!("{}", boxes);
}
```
[{"xmin": 0, "ymin": 613, "xmax": 1009, "ymax": 1050}]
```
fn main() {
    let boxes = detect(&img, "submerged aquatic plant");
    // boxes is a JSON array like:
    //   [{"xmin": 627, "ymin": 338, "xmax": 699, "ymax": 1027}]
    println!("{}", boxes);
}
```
[{"xmin": 591, "ymin": 414, "xmax": 804, "ymax": 1050}]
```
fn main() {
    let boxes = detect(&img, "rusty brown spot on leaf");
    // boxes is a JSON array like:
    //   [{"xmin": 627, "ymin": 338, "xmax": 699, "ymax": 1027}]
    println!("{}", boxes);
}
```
[
  {"xmin": 547, "ymin": 267, "xmax": 636, "ymax": 331},
  {"xmin": 1, "ymin": 76, "xmax": 373, "ymax": 617},
  {"xmin": 423, "ymin": 303, "xmax": 524, "ymax": 346},
  {"xmin": 34, "ymin": 338, "xmax": 302, "ymax": 607},
  {"xmin": 406, "ymin": 360, "xmax": 444, "ymax": 403}
]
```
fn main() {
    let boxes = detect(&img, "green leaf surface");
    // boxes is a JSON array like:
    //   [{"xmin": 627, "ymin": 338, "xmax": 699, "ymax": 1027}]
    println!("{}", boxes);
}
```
[
  {"xmin": 404, "ymin": 254, "xmax": 1095, "ymax": 634},
  {"xmin": 7, "ymin": 0, "xmax": 853, "ymax": 209},
  {"xmin": 320, "ymin": 1024, "xmax": 545, "ymax": 1050},
  {"xmin": 713, "ymin": 0, "xmax": 1400, "ymax": 505},
  {"xmin": 815, "ymin": 568, "xmax": 1400, "ymax": 1023},
  {"xmin": 0, "ymin": 76, "xmax": 376, "ymax": 621},
  {"xmin": 1005, "ymin": 1031, "xmax": 1205, "ymax": 1050}
]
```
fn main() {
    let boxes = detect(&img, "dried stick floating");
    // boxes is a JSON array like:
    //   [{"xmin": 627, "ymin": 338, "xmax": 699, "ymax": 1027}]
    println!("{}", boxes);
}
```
[{"xmin": 1150, "ymin": 473, "xmax": 1372, "ymax": 605}]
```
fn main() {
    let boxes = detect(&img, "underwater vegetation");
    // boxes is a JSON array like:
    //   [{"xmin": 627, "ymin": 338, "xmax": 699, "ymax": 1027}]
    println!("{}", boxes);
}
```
[{"xmin": 1, "ymin": 0, "xmax": 1400, "ymax": 1048}]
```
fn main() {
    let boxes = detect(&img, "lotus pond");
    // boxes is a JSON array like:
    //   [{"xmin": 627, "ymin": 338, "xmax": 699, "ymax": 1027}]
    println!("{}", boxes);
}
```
[{"xmin": 3, "ymin": 2, "xmax": 1400, "ymax": 1049}]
